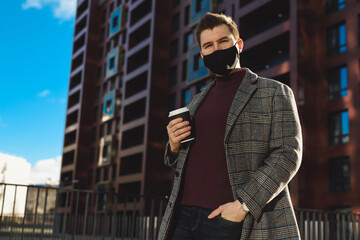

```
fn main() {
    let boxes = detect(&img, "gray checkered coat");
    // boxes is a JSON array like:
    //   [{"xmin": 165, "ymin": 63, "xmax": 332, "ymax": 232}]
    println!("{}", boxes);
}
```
[{"xmin": 158, "ymin": 68, "xmax": 303, "ymax": 240}]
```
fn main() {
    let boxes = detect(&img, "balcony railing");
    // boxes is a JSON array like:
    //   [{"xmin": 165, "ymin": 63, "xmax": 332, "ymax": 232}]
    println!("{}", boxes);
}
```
[{"xmin": 0, "ymin": 183, "xmax": 359, "ymax": 239}]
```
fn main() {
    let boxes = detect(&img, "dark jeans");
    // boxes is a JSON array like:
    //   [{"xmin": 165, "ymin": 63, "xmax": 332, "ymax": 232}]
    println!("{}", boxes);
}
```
[{"xmin": 173, "ymin": 206, "xmax": 243, "ymax": 240}]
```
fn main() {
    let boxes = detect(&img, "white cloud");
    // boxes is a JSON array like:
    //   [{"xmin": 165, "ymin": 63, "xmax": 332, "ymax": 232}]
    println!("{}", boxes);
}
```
[
  {"xmin": 0, "ymin": 152, "xmax": 61, "ymax": 186},
  {"xmin": 29, "ymin": 156, "xmax": 61, "ymax": 185},
  {"xmin": 21, "ymin": 0, "xmax": 76, "ymax": 21},
  {"xmin": 0, "ymin": 152, "xmax": 31, "ymax": 185},
  {"xmin": 22, "ymin": 0, "xmax": 43, "ymax": 9},
  {"xmin": 54, "ymin": 0, "xmax": 76, "ymax": 20},
  {"xmin": 37, "ymin": 89, "xmax": 51, "ymax": 97}
]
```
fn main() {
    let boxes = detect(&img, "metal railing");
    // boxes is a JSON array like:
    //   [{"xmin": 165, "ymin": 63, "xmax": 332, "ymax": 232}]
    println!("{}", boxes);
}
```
[{"xmin": 0, "ymin": 183, "xmax": 359, "ymax": 240}]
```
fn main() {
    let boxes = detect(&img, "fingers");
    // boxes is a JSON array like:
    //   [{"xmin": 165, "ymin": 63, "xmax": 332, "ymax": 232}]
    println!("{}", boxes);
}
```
[
  {"xmin": 167, "ymin": 118, "xmax": 191, "ymax": 142},
  {"xmin": 166, "ymin": 118, "xmax": 191, "ymax": 154},
  {"xmin": 208, "ymin": 206, "xmax": 224, "ymax": 219},
  {"xmin": 167, "ymin": 118, "xmax": 189, "ymax": 130}
]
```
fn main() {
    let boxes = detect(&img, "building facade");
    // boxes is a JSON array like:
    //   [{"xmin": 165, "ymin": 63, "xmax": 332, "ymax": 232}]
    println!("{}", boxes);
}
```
[{"xmin": 61, "ymin": 0, "xmax": 360, "ymax": 213}]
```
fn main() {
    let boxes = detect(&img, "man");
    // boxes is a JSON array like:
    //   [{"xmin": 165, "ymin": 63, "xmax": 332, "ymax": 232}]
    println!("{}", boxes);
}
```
[{"xmin": 158, "ymin": 12, "xmax": 302, "ymax": 240}]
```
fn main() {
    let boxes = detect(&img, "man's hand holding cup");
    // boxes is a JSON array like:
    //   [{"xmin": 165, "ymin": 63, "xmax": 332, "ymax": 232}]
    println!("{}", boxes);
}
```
[{"xmin": 167, "ymin": 107, "xmax": 195, "ymax": 154}]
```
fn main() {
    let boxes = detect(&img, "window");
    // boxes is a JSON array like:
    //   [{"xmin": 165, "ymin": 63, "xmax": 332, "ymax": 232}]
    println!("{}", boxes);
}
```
[
  {"xmin": 172, "ymin": 0, "xmax": 180, "ymax": 7},
  {"xmin": 112, "ymin": 164, "xmax": 117, "ymax": 180},
  {"xmin": 115, "ymin": 117, "xmax": 121, "ymax": 133},
  {"xmin": 93, "ymin": 106, "xmax": 98, "ymax": 122},
  {"xmin": 329, "ymin": 156, "xmax": 350, "ymax": 192},
  {"xmin": 328, "ymin": 110, "xmax": 349, "ymax": 145},
  {"xmin": 182, "ymin": 88, "xmax": 191, "ymax": 107},
  {"xmin": 193, "ymin": 54, "xmax": 204, "ymax": 71},
  {"xmin": 112, "ymin": 15, "xmax": 119, "ymax": 28},
  {"xmin": 169, "ymin": 65, "xmax": 177, "ymax": 87},
  {"xmin": 120, "ymin": 153, "xmax": 142, "ymax": 176},
  {"xmin": 110, "ymin": 78, "xmax": 116, "ymax": 91},
  {"xmin": 121, "ymin": 125, "xmax": 144, "ymax": 149},
  {"xmin": 97, "ymin": 67, "xmax": 102, "ymax": 82},
  {"xmin": 326, "ymin": 0, "xmax": 345, "ymax": 14},
  {"xmin": 109, "ymin": 57, "xmax": 115, "ymax": 69},
  {"xmin": 101, "ymin": 9, "xmax": 107, "ymax": 23},
  {"xmin": 183, "ymin": 31, "xmax": 194, "ymax": 53},
  {"xmin": 109, "ymin": 2, "xmax": 114, "ymax": 13},
  {"xmin": 100, "ymin": 124, "xmax": 104, "ymax": 138},
  {"xmin": 96, "ymin": 87, "xmax": 100, "ymax": 101},
  {"xmin": 184, "ymin": 5, "xmax": 190, "ymax": 26},
  {"xmin": 92, "ymin": 127, "xmax": 97, "ymax": 142},
  {"xmin": 106, "ymin": 41, "xmax": 111, "ymax": 53},
  {"xmin": 90, "ymin": 148, "xmax": 95, "ymax": 163},
  {"xmin": 102, "ymin": 81, "xmax": 108, "ymax": 96},
  {"xmin": 196, "ymin": 0, "xmax": 206, "ymax": 13},
  {"xmin": 88, "ymin": 169, "xmax": 93, "ymax": 185},
  {"xmin": 327, "ymin": 65, "xmax": 348, "ymax": 100},
  {"xmin": 98, "ymin": 47, "xmax": 104, "ymax": 60},
  {"xmin": 123, "ymin": 98, "xmax": 146, "ymax": 123},
  {"xmin": 170, "ymin": 39, "xmax": 179, "ymax": 60},
  {"xmin": 122, "ymin": 29, "xmax": 127, "ymax": 44},
  {"xmin": 103, "ymin": 166, "xmax": 109, "ymax": 181},
  {"xmin": 100, "ymin": 28, "xmax": 105, "ymax": 42},
  {"xmin": 114, "ymin": 35, "xmax": 119, "ymax": 47},
  {"xmin": 182, "ymin": 60, "xmax": 188, "ymax": 81},
  {"xmin": 168, "ymin": 93, "xmax": 176, "ymax": 112},
  {"xmin": 171, "ymin": 13, "xmax": 180, "ymax": 33},
  {"xmin": 107, "ymin": 120, "xmax": 112, "ymax": 135},
  {"xmin": 327, "ymin": 22, "xmax": 347, "ymax": 56},
  {"xmin": 96, "ymin": 168, "xmax": 101, "ymax": 183}
]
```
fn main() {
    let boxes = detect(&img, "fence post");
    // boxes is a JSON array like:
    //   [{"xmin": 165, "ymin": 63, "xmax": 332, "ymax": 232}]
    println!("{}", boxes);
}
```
[
  {"xmin": 111, "ymin": 194, "xmax": 118, "ymax": 240},
  {"xmin": 0, "ymin": 184, "xmax": 6, "ymax": 221},
  {"xmin": 62, "ymin": 190, "xmax": 70, "ymax": 240},
  {"xmin": 32, "ymin": 187, "xmax": 41, "ymax": 239},
  {"xmin": 41, "ymin": 187, "xmax": 49, "ymax": 240},
  {"xmin": 9, "ymin": 185, "xmax": 18, "ymax": 240},
  {"xmin": 82, "ymin": 192, "xmax": 90, "ymax": 240},
  {"xmin": 93, "ymin": 192, "xmax": 99, "ymax": 240}
]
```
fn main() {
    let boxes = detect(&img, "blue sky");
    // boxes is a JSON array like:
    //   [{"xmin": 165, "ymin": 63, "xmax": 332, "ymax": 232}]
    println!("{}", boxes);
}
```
[{"xmin": 0, "ymin": 0, "xmax": 75, "ymax": 169}]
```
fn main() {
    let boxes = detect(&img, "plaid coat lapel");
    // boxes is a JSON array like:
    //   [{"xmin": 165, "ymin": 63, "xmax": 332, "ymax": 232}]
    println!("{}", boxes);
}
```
[{"xmin": 224, "ymin": 68, "xmax": 258, "ymax": 142}]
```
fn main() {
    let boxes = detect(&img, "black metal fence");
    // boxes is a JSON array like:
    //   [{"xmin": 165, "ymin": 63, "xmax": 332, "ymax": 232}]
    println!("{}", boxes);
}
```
[{"xmin": 0, "ymin": 183, "xmax": 359, "ymax": 240}]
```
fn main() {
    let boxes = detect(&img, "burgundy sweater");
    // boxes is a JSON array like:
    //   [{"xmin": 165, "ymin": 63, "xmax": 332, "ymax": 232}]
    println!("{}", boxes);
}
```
[{"xmin": 181, "ymin": 69, "xmax": 246, "ymax": 210}]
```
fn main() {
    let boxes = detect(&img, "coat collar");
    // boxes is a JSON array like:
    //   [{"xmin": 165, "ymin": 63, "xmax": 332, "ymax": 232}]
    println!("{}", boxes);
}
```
[{"xmin": 187, "ymin": 68, "xmax": 258, "ymax": 141}]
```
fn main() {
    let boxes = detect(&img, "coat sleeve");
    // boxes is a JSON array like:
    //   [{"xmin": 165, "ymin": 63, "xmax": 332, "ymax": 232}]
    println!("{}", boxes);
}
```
[
  {"xmin": 164, "ymin": 142, "xmax": 178, "ymax": 167},
  {"xmin": 236, "ymin": 84, "xmax": 303, "ymax": 222}
]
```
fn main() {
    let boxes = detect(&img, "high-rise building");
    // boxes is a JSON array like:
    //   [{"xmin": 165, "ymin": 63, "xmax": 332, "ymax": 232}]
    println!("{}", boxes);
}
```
[{"xmin": 61, "ymin": 0, "xmax": 360, "ymax": 213}]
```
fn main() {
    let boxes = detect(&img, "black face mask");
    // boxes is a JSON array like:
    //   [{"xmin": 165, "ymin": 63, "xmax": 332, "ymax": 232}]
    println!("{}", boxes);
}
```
[{"xmin": 203, "ymin": 44, "xmax": 240, "ymax": 76}]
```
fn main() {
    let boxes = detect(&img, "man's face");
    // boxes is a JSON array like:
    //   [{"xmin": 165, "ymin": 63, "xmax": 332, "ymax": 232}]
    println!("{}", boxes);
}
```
[{"xmin": 200, "ymin": 24, "xmax": 239, "ymax": 56}]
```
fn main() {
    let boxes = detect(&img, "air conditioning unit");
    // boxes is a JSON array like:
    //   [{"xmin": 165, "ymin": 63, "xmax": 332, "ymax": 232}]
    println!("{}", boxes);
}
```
[
  {"xmin": 102, "ymin": 89, "xmax": 121, "ymax": 122},
  {"xmin": 98, "ymin": 135, "xmax": 117, "ymax": 166}
]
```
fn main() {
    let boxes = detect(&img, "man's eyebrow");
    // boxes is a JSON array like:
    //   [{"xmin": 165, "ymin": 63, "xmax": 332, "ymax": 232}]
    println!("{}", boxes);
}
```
[
  {"xmin": 217, "ymin": 36, "xmax": 230, "ymax": 42},
  {"xmin": 202, "ymin": 36, "xmax": 230, "ymax": 48},
  {"xmin": 202, "ymin": 41, "xmax": 212, "ymax": 48}
]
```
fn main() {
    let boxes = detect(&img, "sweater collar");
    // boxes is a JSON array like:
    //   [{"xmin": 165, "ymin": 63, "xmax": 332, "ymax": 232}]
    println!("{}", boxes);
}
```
[{"xmin": 215, "ymin": 68, "xmax": 246, "ymax": 86}]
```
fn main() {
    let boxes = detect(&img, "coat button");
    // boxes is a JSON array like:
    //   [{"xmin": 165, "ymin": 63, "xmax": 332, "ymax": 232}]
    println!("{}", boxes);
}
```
[{"xmin": 175, "ymin": 171, "xmax": 180, "ymax": 177}]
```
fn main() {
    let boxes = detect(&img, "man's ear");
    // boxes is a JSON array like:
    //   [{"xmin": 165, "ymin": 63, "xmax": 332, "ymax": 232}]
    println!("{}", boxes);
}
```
[
  {"xmin": 237, "ymin": 39, "xmax": 244, "ymax": 53},
  {"xmin": 200, "ymin": 52, "xmax": 204, "ymax": 59}
]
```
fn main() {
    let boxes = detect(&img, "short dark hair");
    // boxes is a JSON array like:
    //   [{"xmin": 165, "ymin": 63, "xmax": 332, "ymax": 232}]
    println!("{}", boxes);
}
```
[{"xmin": 195, "ymin": 12, "xmax": 239, "ymax": 47}]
